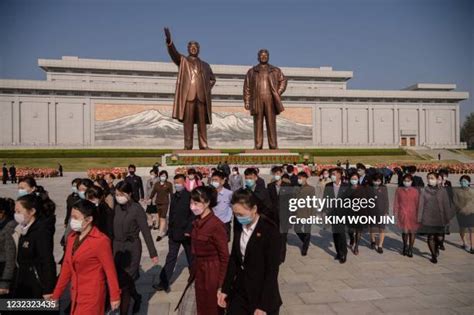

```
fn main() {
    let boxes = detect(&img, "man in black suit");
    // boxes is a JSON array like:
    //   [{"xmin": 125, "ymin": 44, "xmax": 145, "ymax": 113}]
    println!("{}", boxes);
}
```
[
  {"xmin": 286, "ymin": 165, "xmax": 299, "ymax": 186},
  {"xmin": 243, "ymin": 167, "xmax": 273, "ymax": 220},
  {"xmin": 356, "ymin": 163, "xmax": 369, "ymax": 186},
  {"xmin": 9, "ymin": 163, "xmax": 17, "ymax": 183},
  {"xmin": 267, "ymin": 166, "xmax": 292, "ymax": 263},
  {"xmin": 153, "ymin": 174, "xmax": 194, "ymax": 292},
  {"xmin": 219, "ymin": 189, "xmax": 282, "ymax": 315},
  {"xmin": 323, "ymin": 167, "xmax": 350, "ymax": 263},
  {"xmin": 124, "ymin": 164, "xmax": 144, "ymax": 202},
  {"xmin": 2, "ymin": 163, "xmax": 8, "ymax": 185}
]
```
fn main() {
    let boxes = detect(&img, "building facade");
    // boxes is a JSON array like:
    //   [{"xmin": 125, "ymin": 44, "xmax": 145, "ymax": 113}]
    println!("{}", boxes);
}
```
[{"xmin": 0, "ymin": 56, "xmax": 469, "ymax": 149}]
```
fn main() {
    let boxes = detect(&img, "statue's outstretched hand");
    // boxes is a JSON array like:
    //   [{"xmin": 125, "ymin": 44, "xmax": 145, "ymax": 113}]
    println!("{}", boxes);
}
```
[{"xmin": 164, "ymin": 27, "xmax": 172, "ymax": 44}]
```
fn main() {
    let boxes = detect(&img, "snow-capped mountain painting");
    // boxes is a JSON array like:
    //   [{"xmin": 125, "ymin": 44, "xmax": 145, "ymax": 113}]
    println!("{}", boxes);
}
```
[{"xmin": 95, "ymin": 108, "xmax": 312, "ymax": 147}]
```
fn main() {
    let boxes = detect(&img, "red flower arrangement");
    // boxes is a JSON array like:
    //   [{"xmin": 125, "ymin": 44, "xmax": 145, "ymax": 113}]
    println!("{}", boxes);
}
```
[
  {"xmin": 87, "ymin": 167, "xmax": 127, "ymax": 180},
  {"xmin": 16, "ymin": 167, "xmax": 59, "ymax": 180}
]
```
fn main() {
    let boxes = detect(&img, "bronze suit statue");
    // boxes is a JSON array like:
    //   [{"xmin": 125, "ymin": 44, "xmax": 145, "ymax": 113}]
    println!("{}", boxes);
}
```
[
  {"xmin": 244, "ymin": 49, "xmax": 287, "ymax": 150},
  {"xmin": 164, "ymin": 27, "xmax": 216, "ymax": 150}
]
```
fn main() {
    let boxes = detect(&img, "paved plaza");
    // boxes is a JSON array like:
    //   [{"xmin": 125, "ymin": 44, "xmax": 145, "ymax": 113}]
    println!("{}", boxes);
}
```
[{"xmin": 1, "ymin": 172, "xmax": 473, "ymax": 315}]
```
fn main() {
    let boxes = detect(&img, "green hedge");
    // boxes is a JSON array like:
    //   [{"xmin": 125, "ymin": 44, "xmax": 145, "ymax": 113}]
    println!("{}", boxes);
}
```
[{"xmin": 0, "ymin": 148, "xmax": 406, "ymax": 159}]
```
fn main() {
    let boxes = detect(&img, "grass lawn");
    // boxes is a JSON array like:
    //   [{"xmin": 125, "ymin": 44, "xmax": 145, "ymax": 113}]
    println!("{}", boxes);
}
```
[{"xmin": 6, "ymin": 158, "xmax": 161, "ymax": 172}]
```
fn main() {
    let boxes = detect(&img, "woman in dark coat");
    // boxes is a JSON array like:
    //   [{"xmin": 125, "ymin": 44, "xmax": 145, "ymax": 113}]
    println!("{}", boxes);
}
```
[
  {"xmin": 179, "ymin": 186, "xmax": 229, "ymax": 315},
  {"xmin": 219, "ymin": 189, "xmax": 282, "ymax": 315},
  {"xmin": 13, "ymin": 194, "xmax": 57, "ymax": 300},
  {"xmin": 418, "ymin": 172, "xmax": 455, "ymax": 263},
  {"xmin": 113, "ymin": 181, "xmax": 158, "ymax": 314},
  {"xmin": 369, "ymin": 173, "xmax": 389, "ymax": 254},
  {"xmin": 346, "ymin": 172, "xmax": 371, "ymax": 255},
  {"xmin": 0, "ymin": 198, "xmax": 16, "ymax": 296},
  {"xmin": 85, "ymin": 185, "xmax": 114, "ymax": 239}
]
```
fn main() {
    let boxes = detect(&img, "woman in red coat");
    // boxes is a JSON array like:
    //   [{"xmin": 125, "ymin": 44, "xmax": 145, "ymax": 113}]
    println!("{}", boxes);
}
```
[
  {"xmin": 393, "ymin": 174, "xmax": 420, "ymax": 257},
  {"xmin": 52, "ymin": 200, "xmax": 121, "ymax": 314},
  {"xmin": 185, "ymin": 186, "xmax": 229, "ymax": 315}
]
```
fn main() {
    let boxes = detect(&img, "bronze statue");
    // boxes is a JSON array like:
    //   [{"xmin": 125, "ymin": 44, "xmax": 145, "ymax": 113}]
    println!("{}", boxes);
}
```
[
  {"xmin": 164, "ymin": 27, "xmax": 216, "ymax": 150},
  {"xmin": 244, "ymin": 49, "xmax": 287, "ymax": 150}
]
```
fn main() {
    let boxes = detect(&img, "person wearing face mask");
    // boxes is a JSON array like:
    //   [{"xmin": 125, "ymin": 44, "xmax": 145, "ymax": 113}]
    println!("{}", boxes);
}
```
[
  {"xmin": 267, "ymin": 166, "xmax": 292, "ymax": 262},
  {"xmin": 323, "ymin": 168, "xmax": 350, "ymax": 263},
  {"xmin": 17, "ymin": 176, "xmax": 37, "ymax": 198},
  {"xmin": 242, "ymin": 168, "xmax": 273, "ymax": 225},
  {"xmin": 453, "ymin": 175, "xmax": 474, "ymax": 254},
  {"xmin": 153, "ymin": 174, "xmax": 195, "ymax": 292},
  {"xmin": 150, "ymin": 170, "xmax": 173, "ymax": 240},
  {"xmin": 51, "ymin": 200, "xmax": 121, "ymax": 314},
  {"xmin": 286, "ymin": 165, "xmax": 299, "ymax": 186},
  {"xmin": 64, "ymin": 178, "xmax": 82, "ymax": 229},
  {"xmin": 124, "ymin": 164, "xmax": 144, "ymax": 203},
  {"xmin": 145, "ymin": 169, "xmax": 160, "ymax": 230},
  {"xmin": 393, "ymin": 174, "xmax": 420, "ymax": 257},
  {"xmin": 12, "ymin": 194, "xmax": 57, "ymax": 302},
  {"xmin": 437, "ymin": 169, "xmax": 453, "ymax": 252},
  {"xmin": 368, "ymin": 173, "xmax": 389, "ymax": 254},
  {"xmin": 0, "ymin": 198, "xmax": 16, "ymax": 297},
  {"xmin": 355, "ymin": 163, "xmax": 369, "ymax": 186},
  {"xmin": 398, "ymin": 165, "xmax": 425, "ymax": 188},
  {"xmin": 211, "ymin": 171, "xmax": 233, "ymax": 241},
  {"xmin": 185, "ymin": 168, "xmax": 202, "ymax": 192},
  {"xmin": 113, "ymin": 181, "xmax": 158, "ymax": 314},
  {"xmin": 229, "ymin": 167, "xmax": 243, "ymax": 192},
  {"xmin": 346, "ymin": 172, "xmax": 370, "ymax": 256},
  {"xmin": 104, "ymin": 173, "xmax": 117, "ymax": 195},
  {"xmin": 177, "ymin": 186, "xmax": 229, "ymax": 315},
  {"xmin": 218, "ymin": 189, "xmax": 282, "ymax": 315},
  {"xmin": 418, "ymin": 172, "xmax": 455, "ymax": 264},
  {"xmin": 294, "ymin": 171, "xmax": 316, "ymax": 256},
  {"xmin": 85, "ymin": 186, "xmax": 114, "ymax": 240}
]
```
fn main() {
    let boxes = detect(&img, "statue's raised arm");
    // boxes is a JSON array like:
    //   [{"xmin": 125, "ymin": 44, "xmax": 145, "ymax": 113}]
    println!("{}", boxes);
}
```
[{"xmin": 164, "ymin": 27, "xmax": 182, "ymax": 66}]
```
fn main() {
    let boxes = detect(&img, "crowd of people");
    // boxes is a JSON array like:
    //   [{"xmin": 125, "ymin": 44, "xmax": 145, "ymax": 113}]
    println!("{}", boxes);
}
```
[{"xmin": 0, "ymin": 161, "xmax": 473, "ymax": 314}]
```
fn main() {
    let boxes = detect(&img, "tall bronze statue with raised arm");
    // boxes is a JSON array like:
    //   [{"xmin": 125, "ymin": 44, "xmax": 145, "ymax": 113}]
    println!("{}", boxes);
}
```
[
  {"xmin": 244, "ymin": 49, "xmax": 287, "ymax": 150},
  {"xmin": 164, "ymin": 27, "xmax": 216, "ymax": 150}
]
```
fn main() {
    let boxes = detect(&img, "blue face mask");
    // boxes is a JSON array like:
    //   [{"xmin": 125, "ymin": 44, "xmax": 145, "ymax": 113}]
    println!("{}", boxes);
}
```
[
  {"xmin": 174, "ymin": 184, "xmax": 184, "ymax": 192},
  {"xmin": 237, "ymin": 215, "xmax": 253, "ymax": 226},
  {"xmin": 245, "ymin": 179, "xmax": 255, "ymax": 189},
  {"xmin": 18, "ymin": 189, "xmax": 28, "ymax": 197},
  {"xmin": 460, "ymin": 180, "xmax": 470, "ymax": 188},
  {"xmin": 350, "ymin": 179, "xmax": 358, "ymax": 186},
  {"xmin": 78, "ymin": 191, "xmax": 86, "ymax": 200}
]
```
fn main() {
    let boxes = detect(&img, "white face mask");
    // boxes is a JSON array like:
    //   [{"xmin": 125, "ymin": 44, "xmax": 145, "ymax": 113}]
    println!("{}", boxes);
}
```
[
  {"xmin": 14, "ymin": 213, "xmax": 26, "ymax": 225},
  {"xmin": 116, "ymin": 195, "xmax": 129, "ymax": 205},
  {"xmin": 403, "ymin": 181, "xmax": 412, "ymax": 188},
  {"xmin": 160, "ymin": 176, "xmax": 167, "ymax": 182},
  {"xmin": 211, "ymin": 181, "xmax": 220, "ymax": 189},
  {"xmin": 188, "ymin": 175, "xmax": 195, "ymax": 180},
  {"xmin": 70, "ymin": 218, "xmax": 84, "ymax": 232},
  {"xmin": 323, "ymin": 173, "xmax": 329, "ymax": 179},
  {"xmin": 232, "ymin": 171, "xmax": 237, "ymax": 175},
  {"xmin": 330, "ymin": 175, "xmax": 337, "ymax": 182},
  {"xmin": 428, "ymin": 179, "xmax": 438, "ymax": 187}
]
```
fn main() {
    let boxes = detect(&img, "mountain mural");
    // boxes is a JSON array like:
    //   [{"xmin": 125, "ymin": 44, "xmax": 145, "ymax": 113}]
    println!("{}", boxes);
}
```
[{"xmin": 95, "ymin": 109, "xmax": 312, "ymax": 145}]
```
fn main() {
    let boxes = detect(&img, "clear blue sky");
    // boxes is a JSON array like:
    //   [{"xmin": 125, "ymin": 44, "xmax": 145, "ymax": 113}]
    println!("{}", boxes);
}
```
[{"xmin": 1, "ymin": 0, "xmax": 473, "ymax": 121}]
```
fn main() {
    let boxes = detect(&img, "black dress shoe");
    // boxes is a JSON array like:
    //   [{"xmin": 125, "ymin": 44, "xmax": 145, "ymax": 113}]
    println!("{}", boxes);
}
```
[
  {"xmin": 132, "ymin": 294, "xmax": 142, "ymax": 314},
  {"xmin": 301, "ymin": 247, "xmax": 308, "ymax": 256},
  {"xmin": 430, "ymin": 256, "xmax": 438, "ymax": 264},
  {"xmin": 370, "ymin": 242, "xmax": 376, "ymax": 250},
  {"xmin": 339, "ymin": 255, "xmax": 347, "ymax": 264},
  {"xmin": 407, "ymin": 248, "xmax": 413, "ymax": 258},
  {"xmin": 334, "ymin": 254, "xmax": 341, "ymax": 260},
  {"xmin": 376, "ymin": 247, "xmax": 383, "ymax": 254},
  {"xmin": 156, "ymin": 235, "xmax": 163, "ymax": 242}
]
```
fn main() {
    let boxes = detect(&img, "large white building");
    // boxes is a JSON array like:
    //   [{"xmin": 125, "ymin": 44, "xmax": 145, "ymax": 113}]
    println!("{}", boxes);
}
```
[{"xmin": 0, "ymin": 56, "xmax": 469, "ymax": 149}]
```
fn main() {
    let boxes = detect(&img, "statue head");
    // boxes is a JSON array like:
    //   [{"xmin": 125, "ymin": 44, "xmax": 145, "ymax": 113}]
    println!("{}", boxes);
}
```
[
  {"xmin": 188, "ymin": 41, "xmax": 200, "ymax": 57},
  {"xmin": 258, "ymin": 49, "xmax": 269, "ymax": 64}
]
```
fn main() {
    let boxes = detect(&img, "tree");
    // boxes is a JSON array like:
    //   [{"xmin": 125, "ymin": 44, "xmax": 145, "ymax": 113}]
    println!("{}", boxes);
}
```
[{"xmin": 461, "ymin": 112, "xmax": 474, "ymax": 149}]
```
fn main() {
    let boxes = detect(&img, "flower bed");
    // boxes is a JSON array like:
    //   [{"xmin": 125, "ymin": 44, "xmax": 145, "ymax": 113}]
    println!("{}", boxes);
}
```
[
  {"xmin": 15, "ymin": 167, "xmax": 59, "ymax": 179},
  {"xmin": 167, "ymin": 154, "xmax": 301, "ymax": 166},
  {"xmin": 87, "ymin": 167, "xmax": 127, "ymax": 180},
  {"xmin": 374, "ymin": 162, "xmax": 474, "ymax": 174}
]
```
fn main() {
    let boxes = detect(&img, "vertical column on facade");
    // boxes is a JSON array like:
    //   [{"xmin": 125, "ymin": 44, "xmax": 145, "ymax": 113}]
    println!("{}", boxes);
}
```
[
  {"xmin": 319, "ymin": 107, "xmax": 323, "ymax": 144},
  {"xmin": 313, "ymin": 105, "xmax": 318, "ymax": 146},
  {"xmin": 451, "ymin": 109, "xmax": 455, "ymax": 145},
  {"xmin": 12, "ymin": 97, "xmax": 21, "ymax": 144},
  {"xmin": 424, "ymin": 109, "xmax": 429, "ymax": 145},
  {"xmin": 418, "ymin": 105, "xmax": 425, "ymax": 146},
  {"xmin": 367, "ymin": 106, "xmax": 373, "ymax": 144},
  {"xmin": 393, "ymin": 106, "xmax": 399, "ymax": 145},
  {"xmin": 341, "ymin": 106, "xmax": 346, "ymax": 144},
  {"xmin": 455, "ymin": 106, "xmax": 460, "ymax": 145},
  {"xmin": 48, "ymin": 99, "xmax": 57, "ymax": 145}
]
